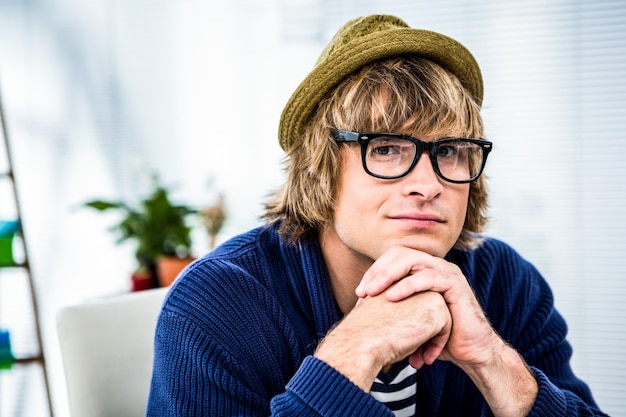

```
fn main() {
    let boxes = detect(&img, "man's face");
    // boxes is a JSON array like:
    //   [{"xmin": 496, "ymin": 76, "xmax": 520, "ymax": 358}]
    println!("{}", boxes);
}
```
[{"xmin": 331, "ymin": 134, "xmax": 470, "ymax": 261}]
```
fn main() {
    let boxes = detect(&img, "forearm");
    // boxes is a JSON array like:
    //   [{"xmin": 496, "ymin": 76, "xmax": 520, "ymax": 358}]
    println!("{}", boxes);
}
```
[{"xmin": 459, "ymin": 338, "xmax": 538, "ymax": 417}]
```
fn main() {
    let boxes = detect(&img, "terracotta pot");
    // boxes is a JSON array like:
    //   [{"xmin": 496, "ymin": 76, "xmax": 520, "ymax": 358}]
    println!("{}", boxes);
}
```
[{"xmin": 156, "ymin": 256, "xmax": 195, "ymax": 287}]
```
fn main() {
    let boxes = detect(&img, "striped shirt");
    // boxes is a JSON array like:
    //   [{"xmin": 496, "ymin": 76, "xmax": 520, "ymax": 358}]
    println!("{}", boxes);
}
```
[{"xmin": 370, "ymin": 360, "xmax": 417, "ymax": 417}]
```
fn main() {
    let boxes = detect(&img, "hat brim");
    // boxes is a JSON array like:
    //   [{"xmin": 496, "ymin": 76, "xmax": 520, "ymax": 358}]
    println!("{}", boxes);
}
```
[{"xmin": 278, "ymin": 28, "xmax": 483, "ymax": 151}]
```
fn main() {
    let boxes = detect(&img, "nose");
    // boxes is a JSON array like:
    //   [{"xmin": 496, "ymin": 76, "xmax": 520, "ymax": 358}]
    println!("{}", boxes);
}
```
[{"xmin": 403, "ymin": 152, "xmax": 443, "ymax": 199}]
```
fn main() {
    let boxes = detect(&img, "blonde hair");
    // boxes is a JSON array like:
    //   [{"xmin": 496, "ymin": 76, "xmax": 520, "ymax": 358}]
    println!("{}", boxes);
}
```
[{"xmin": 264, "ymin": 56, "xmax": 489, "ymax": 250}]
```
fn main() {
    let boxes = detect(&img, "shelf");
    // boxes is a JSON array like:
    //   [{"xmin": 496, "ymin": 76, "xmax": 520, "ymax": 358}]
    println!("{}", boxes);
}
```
[
  {"xmin": 13, "ymin": 355, "xmax": 43, "ymax": 364},
  {"xmin": 0, "ymin": 263, "xmax": 28, "ymax": 269},
  {"xmin": 1, "ymin": 80, "xmax": 54, "ymax": 416}
]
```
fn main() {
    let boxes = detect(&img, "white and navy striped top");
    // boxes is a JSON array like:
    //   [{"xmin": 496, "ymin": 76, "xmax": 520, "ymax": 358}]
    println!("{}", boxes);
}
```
[{"xmin": 370, "ymin": 359, "xmax": 417, "ymax": 417}]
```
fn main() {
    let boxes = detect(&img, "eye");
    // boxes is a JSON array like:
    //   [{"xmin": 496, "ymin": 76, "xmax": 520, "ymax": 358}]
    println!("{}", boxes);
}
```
[
  {"xmin": 368, "ymin": 137, "xmax": 411, "ymax": 159},
  {"xmin": 436, "ymin": 142, "xmax": 462, "ymax": 159},
  {"xmin": 371, "ymin": 143, "xmax": 400, "ymax": 156}
]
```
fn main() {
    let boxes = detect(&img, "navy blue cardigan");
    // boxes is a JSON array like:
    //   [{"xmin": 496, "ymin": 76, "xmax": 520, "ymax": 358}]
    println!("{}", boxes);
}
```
[{"xmin": 147, "ymin": 224, "xmax": 606, "ymax": 416}]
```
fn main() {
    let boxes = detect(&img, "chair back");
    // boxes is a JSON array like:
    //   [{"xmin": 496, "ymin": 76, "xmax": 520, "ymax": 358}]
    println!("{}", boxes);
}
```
[{"xmin": 56, "ymin": 287, "xmax": 168, "ymax": 417}]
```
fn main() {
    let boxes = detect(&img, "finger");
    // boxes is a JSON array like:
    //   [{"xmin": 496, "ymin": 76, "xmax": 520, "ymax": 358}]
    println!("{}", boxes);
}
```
[
  {"xmin": 408, "ymin": 349, "xmax": 426, "ymax": 369},
  {"xmin": 357, "ymin": 266, "xmax": 408, "ymax": 297},
  {"xmin": 408, "ymin": 339, "xmax": 445, "ymax": 369},
  {"xmin": 422, "ymin": 328, "xmax": 451, "ymax": 365},
  {"xmin": 408, "ymin": 320, "xmax": 451, "ymax": 369},
  {"xmin": 357, "ymin": 247, "xmax": 434, "ymax": 297},
  {"xmin": 385, "ymin": 269, "xmax": 440, "ymax": 301}
]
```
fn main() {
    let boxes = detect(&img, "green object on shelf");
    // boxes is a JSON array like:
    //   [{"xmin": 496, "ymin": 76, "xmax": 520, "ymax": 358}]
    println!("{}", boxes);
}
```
[
  {"xmin": 0, "ymin": 219, "xmax": 19, "ymax": 266},
  {"xmin": 0, "ymin": 329, "xmax": 14, "ymax": 370}
]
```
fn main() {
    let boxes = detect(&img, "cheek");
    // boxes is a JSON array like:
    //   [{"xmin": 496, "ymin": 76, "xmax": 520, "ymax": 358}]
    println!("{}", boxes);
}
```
[
  {"xmin": 335, "ymin": 153, "xmax": 368, "ymax": 218},
  {"xmin": 333, "ymin": 150, "xmax": 381, "ymax": 232},
  {"xmin": 453, "ymin": 186, "xmax": 471, "ymax": 231}
]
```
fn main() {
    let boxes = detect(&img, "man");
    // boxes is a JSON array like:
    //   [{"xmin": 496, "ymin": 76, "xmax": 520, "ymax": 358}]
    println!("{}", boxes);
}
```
[{"xmin": 147, "ymin": 15, "xmax": 607, "ymax": 416}]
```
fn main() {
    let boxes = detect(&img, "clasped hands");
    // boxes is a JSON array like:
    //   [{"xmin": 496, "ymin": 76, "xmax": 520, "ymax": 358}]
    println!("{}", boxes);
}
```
[{"xmin": 315, "ymin": 245, "xmax": 505, "ymax": 392}]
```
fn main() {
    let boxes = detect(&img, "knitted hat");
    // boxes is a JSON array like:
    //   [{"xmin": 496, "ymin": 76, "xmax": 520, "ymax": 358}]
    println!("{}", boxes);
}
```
[{"xmin": 278, "ymin": 14, "xmax": 483, "ymax": 151}]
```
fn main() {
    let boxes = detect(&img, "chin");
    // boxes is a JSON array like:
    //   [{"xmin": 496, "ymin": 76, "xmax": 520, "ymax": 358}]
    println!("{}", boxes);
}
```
[{"xmin": 392, "ymin": 235, "xmax": 450, "ymax": 258}]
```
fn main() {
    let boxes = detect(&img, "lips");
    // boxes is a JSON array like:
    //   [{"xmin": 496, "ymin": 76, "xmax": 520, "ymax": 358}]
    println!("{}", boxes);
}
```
[{"xmin": 388, "ymin": 213, "xmax": 444, "ymax": 223}]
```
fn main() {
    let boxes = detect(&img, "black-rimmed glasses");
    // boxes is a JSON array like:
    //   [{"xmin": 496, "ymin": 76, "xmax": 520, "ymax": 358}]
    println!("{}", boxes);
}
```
[{"xmin": 331, "ymin": 129, "xmax": 492, "ymax": 184}]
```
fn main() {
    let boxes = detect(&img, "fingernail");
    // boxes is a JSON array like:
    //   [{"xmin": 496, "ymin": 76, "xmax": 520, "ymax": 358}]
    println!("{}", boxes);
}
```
[{"xmin": 365, "ymin": 281, "xmax": 378, "ymax": 293}]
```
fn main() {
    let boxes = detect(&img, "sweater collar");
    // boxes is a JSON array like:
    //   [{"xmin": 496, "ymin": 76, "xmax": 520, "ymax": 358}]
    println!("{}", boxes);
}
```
[{"xmin": 297, "ymin": 233, "xmax": 343, "ymax": 339}]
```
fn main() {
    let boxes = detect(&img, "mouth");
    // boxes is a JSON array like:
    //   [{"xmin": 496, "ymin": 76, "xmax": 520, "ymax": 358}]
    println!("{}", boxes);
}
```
[
  {"xmin": 389, "ymin": 213, "xmax": 444, "ymax": 222},
  {"xmin": 387, "ymin": 213, "xmax": 445, "ymax": 228}
]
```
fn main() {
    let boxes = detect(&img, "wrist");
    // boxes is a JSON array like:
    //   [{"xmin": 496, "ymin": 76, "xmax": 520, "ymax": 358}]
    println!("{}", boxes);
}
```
[
  {"xmin": 460, "ymin": 340, "xmax": 538, "ymax": 417},
  {"xmin": 314, "ymin": 324, "xmax": 385, "ymax": 392}
]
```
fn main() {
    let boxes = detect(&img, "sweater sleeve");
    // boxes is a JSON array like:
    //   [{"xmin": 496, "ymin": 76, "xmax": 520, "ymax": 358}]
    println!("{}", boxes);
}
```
[
  {"xmin": 145, "ymin": 240, "xmax": 394, "ymax": 417},
  {"xmin": 271, "ymin": 357, "xmax": 393, "ymax": 416},
  {"xmin": 520, "ymin": 287, "xmax": 608, "ymax": 416},
  {"xmin": 526, "ymin": 367, "xmax": 608, "ymax": 417},
  {"xmin": 471, "ymin": 240, "xmax": 609, "ymax": 417},
  {"xmin": 146, "ymin": 312, "xmax": 392, "ymax": 417}
]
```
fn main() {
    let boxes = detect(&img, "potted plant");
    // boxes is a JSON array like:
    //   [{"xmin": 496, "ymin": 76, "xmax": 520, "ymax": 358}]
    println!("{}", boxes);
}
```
[{"xmin": 83, "ymin": 175, "xmax": 198, "ymax": 289}]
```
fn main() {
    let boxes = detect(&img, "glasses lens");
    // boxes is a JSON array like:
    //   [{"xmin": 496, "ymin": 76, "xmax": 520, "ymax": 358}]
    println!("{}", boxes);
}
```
[
  {"xmin": 365, "ymin": 137, "xmax": 416, "ymax": 178},
  {"xmin": 435, "ymin": 140, "xmax": 484, "ymax": 182}
]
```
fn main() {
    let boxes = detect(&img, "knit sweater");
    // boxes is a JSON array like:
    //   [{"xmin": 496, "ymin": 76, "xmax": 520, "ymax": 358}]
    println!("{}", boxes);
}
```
[{"xmin": 147, "ymin": 224, "xmax": 607, "ymax": 416}]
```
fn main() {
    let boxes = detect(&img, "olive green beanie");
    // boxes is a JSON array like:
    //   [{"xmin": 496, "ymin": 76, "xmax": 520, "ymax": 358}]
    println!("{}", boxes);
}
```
[{"xmin": 278, "ymin": 14, "xmax": 483, "ymax": 151}]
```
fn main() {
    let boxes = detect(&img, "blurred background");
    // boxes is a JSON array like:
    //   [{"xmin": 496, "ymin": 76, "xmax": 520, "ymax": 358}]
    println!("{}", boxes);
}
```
[{"xmin": 0, "ymin": 0, "xmax": 625, "ymax": 416}]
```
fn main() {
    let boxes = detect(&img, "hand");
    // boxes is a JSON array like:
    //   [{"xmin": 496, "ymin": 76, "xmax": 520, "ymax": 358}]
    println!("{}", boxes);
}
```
[
  {"xmin": 355, "ymin": 245, "xmax": 499, "ymax": 368},
  {"xmin": 315, "ymin": 289, "xmax": 451, "ymax": 391}
]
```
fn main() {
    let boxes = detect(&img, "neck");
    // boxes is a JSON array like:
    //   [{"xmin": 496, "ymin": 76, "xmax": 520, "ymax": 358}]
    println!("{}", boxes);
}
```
[{"xmin": 318, "ymin": 226, "xmax": 372, "ymax": 314}]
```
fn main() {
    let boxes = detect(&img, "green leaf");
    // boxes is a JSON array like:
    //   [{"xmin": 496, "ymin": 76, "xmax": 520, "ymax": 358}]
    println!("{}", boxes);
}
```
[{"xmin": 83, "ymin": 200, "xmax": 126, "ymax": 211}]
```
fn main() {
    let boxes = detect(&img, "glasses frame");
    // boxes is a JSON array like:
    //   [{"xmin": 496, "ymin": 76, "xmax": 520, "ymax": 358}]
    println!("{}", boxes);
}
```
[{"xmin": 331, "ymin": 129, "xmax": 493, "ymax": 184}]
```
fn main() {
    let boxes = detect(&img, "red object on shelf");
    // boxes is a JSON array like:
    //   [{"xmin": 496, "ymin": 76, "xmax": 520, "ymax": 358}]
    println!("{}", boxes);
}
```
[{"xmin": 131, "ymin": 269, "xmax": 156, "ymax": 292}]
